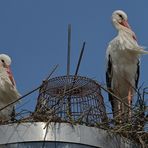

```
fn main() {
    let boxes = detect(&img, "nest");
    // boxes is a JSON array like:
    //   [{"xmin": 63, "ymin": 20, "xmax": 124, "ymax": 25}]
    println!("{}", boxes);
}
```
[{"xmin": 0, "ymin": 75, "xmax": 147, "ymax": 147}]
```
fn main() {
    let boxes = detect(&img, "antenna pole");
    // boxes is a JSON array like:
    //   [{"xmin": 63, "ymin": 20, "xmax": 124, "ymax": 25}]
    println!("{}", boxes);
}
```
[{"xmin": 67, "ymin": 24, "xmax": 71, "ymax": 76}]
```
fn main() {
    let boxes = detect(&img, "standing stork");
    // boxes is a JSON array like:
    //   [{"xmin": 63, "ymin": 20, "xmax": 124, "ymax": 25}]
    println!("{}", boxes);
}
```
[
  {"xmin": 106, "ymin": 10, "xmax": 148, "ymax": 122},
  {"xmin": 0, "ymin": 54, "xmax": 20, "ymax": 121}
]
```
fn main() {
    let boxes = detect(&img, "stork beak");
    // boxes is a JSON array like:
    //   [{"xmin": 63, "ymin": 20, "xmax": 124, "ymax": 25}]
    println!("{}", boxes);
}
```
[
  {"xmin": 120, "ymin": 20, "xmax": 137, "ymax": 41},
  {"xmin": 6, "ymin": 65, "xmax": 11, "ymax": 73},
  {"xmin": 120, "ymin": 20, "xmax": 131, "ymax": 29},
  {"xmin": 6, "ymin": 65, "xmax": 16, "ymax": 86}
]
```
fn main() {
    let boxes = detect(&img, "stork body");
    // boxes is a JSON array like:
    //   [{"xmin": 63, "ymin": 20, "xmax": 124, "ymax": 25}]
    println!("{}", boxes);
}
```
[
  {"xmin": 106, "ymin": 10, "xmax": 148, "ymax": 122},
  {"xmin": 0, "ymin": 54, "xmax": 20, "ymax": 121}
]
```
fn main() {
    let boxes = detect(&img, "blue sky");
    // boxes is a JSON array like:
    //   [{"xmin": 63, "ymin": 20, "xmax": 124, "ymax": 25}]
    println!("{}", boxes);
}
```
[{"xmin": 0, "ymin": 0, "xmax": 148, "ymax": 112}]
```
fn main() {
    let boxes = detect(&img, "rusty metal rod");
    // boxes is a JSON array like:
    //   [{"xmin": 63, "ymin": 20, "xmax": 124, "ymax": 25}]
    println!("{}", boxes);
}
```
[
  {"xmin": 66, "ymin": 42, "xmax": 86, "ymax": 120},
  {"xmin": 74, "ymin": 42, "xmax": 85, "ymax": 76}
]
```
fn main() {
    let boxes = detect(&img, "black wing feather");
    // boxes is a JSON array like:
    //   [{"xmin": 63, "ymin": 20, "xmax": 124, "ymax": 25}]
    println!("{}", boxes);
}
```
[
  {"xmin": 106, "ymin": 55, "xmax": 114, "ymax": 110},
  {"xmin": 135, "ymin": 60, "xmax": 140, "ymax": 89}
]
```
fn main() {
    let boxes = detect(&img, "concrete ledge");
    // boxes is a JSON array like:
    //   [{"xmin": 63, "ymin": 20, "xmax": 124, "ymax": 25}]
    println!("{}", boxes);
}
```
[{"xmin": 0, "ymin": 122, "xmax": 139, "ymax": 148}]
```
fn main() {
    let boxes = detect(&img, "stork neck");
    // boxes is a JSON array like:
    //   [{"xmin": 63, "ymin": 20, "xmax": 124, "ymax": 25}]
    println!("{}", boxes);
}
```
[
  {"xmin": 118, "ymin": 25, "xmax": 137, "ymax": 42},
  {"xmin": 113, "ymin": 21, "xmax": 136, "ymax": 40}
]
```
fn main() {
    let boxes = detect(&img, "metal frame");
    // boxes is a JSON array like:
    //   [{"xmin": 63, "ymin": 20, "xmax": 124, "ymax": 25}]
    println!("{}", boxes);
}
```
[{"xmin": 35, "ymin": 75, "xmax": 107, "ymax": 125}]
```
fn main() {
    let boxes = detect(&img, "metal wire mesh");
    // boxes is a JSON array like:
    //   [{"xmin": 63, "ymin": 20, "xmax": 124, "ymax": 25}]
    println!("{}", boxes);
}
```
[{"xmin": 35, "ymin": 75, "xmax": 107, "ymax": 126}]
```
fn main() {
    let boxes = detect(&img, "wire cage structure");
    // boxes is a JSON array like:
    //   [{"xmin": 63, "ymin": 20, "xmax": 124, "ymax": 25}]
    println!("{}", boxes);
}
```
[{"xmin": 35, "ymin": 75, "xmax": 107, "ymax": 126}]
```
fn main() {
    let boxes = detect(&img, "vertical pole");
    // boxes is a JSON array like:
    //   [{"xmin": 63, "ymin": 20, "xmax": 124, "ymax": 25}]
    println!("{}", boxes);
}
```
[{"xmin": 66, "ymin": 24, "xmax": 72, "ymax": 121}]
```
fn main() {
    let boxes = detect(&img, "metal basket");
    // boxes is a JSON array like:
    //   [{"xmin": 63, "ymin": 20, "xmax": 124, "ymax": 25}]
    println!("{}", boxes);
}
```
[{"xmin": 35, "ymin": 75, "xmax": 107, "ymax": 126}]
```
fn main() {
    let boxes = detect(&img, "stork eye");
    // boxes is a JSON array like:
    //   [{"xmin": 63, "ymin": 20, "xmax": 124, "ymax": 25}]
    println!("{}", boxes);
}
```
[
  {"xmin": 118, "ymin": 14, "xmax": 123, "ymax": 19},
  {"xmin": 1, "ymin": 59, "xmax": 4, "ymax": 63}
]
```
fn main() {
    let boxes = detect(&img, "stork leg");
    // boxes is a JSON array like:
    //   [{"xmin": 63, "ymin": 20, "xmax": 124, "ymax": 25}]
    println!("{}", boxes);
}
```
[
  {"xmin": 113, "ymin": 84, "xmax": 122, "ymax": 124},
  {"xmin": 127, "ymin": 87, "xmax": 132, "ymax": 119},
  {"xmin": 122, "ymin": 86, "xmax": 133, "ymax": 123}
]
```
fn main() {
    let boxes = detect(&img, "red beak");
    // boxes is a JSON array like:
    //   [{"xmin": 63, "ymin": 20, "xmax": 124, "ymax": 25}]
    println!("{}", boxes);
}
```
[
  {"xmin": 120, "ymin": 20, "xmax": 131, "ymax": 29},
  {"xmin": 6, "ymin": 66, "xmax": 16, "ymax": 86},
  {"xmin": 120, "ymin": 20, "xmax": 137, "ymax": 41}
]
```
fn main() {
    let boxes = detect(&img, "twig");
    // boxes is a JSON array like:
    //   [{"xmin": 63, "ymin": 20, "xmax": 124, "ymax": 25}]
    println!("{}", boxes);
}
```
[{"xmin": 0, "ymin": 64, "xmax": 59, "ymax": 112}]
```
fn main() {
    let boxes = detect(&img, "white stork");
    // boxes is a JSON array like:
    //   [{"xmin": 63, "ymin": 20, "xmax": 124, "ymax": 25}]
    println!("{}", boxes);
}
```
[
  {"xmin": 0, "ymin": 54, "xmax": 20, "ymax": 121},
  {"xmin": 106, "ymin": 10, "xmax": 148, "ymax": 122}
]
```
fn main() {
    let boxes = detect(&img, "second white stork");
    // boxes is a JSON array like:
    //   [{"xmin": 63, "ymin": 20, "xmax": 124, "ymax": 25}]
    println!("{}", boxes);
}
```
[
  {"xmin": 0, "ymin": 54, "xmax": 20, "ymax": 121},
  {"xmin": 106, "ymin": 10, "xmax": 148, "ymax": 122}
]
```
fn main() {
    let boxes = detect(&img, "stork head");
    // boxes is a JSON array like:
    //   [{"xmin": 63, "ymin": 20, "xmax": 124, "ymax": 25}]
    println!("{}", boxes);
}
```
[
  {"xmin": 112, "ymin": 10, "xmax": 131, "ymax": 30},
  {"xmin": 0, "ymin": 54, "xmax": 11, "ymax": 68},
  {"xmin": 112, "ymin": 10, "xmax": 137, "ymax": 40},
  {"xmin": 0, "ymin": 54, "xmax": 16, "ymax": 86}
]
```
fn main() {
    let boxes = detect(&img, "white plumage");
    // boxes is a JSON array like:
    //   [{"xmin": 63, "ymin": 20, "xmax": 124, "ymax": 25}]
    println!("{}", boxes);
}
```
[
  {"xmin": 106, "ymin": 10, "xmax": 148, "ymax": 122},
  {"xmin": 0, "ymin": 54, "xmax": 20, "ymax": 121}
]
